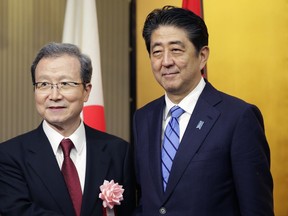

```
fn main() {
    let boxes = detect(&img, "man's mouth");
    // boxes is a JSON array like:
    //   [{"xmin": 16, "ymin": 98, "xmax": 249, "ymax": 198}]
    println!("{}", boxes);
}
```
[
  {"xmin": 48, "ymin": 106, "xmax": 65, "ymax": 109},
  {"xmin": 162, "ymin": 71, "xmax": 179, "ymax": 76}
]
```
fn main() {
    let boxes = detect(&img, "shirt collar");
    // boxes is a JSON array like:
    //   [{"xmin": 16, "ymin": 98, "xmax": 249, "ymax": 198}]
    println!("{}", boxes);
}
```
[
  {"xmin": 164, "ymin": 77, "xmax": 206, "ymax": 119},
  {"xmin": 42, "ymin": 120, "xmax": 86, "ymax": 155}
]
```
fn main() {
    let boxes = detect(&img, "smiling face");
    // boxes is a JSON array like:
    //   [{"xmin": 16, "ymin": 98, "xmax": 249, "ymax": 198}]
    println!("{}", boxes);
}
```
[
  {"xmin": 34, "ymin": 54, "xmax": 91, "ymax": 136},
  {"xmin": 150, "ymin": 26, "xmax": 209, "ymax": 103}
]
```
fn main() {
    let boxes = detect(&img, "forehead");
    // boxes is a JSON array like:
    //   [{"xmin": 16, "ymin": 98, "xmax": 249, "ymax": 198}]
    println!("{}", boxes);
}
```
[
  {"xmin": 35, "ymin": 55, "xmax": 81, "ymax": 80},
  {"xmin": 151, "ymin": 26, "xmax": 190, "ymax": 47}
]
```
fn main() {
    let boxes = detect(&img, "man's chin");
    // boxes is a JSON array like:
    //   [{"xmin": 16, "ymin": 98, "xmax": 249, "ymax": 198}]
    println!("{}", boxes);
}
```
[
  {"xmin": 165, "ymin": 86, "xmax": 180, "ymax": 94},
  {"xmin": 45, "ymin": 120, "xmax": 64, "ymax": 129}
]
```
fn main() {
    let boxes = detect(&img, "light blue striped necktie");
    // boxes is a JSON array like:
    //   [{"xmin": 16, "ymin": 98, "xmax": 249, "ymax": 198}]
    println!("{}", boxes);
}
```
[{"xmin": 161, "ymin": 106, "xmax": 185, "ymax": 191}]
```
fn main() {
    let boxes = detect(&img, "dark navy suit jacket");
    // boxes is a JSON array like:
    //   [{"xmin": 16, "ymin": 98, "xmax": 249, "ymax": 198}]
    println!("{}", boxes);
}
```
[
  {"xmin": 0, "ymin": 124, "xmax": 135, "ymax": 216},
  {"xmin": 133, "ymin": 82, "xmax": 273, "ymax": 216}
]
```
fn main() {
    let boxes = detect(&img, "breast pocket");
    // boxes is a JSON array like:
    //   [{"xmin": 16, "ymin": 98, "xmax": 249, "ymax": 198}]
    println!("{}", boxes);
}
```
[{"xmin": 192, "ymin": 149, "xmax": 229, "ymax": 162}]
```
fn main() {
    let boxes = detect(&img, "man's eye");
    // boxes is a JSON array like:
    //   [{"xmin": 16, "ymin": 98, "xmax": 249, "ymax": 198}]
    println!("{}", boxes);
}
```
[
  {"xmin": 60, "ymin": 82, "xmax": 69, "ymax": 86},
  {"xmin": 172, "ymin": 48, "xmax": 181, "ymax": 52},
  {"xmin": 152, "ymin": 50, "xmax": 162, "ymax": 56},
  {"xmin": 40, "ymin": 82, "xmax": 50, "ymax": 87}
]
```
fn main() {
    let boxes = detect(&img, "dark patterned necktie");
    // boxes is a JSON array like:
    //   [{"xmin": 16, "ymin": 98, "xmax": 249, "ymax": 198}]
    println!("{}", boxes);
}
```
[
  {"xmin": 161, "ymin": 106, "xmax": 185, "ymax": 191},
  {"xmin": 60, "ymin": 138, "xmax": 82, "ymax": 216}
]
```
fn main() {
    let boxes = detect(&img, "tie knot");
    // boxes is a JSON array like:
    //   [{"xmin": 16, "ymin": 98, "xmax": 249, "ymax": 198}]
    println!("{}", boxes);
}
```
[
  {"xmin": 60, "ymin": 138, "xmax": 74, "ymax": 157},
  {"xmin": 170, "ymin": 106, "xmax": 185, "ymax": 119}
]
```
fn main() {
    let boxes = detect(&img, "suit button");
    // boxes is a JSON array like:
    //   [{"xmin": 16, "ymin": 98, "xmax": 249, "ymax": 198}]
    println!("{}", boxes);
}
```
[{"xmin": 159, "ymin": 207, "xmax": 166, "ymax": 214}]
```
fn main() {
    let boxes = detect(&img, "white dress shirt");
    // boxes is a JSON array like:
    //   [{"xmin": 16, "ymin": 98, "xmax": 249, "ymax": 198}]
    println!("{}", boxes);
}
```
[
  {"xmin": 42, "ymin": 120, "xmax": 87, "ymax": 192},
  {"xmin": 163, "ymin": 77, "xmax": 206, "ymax": 142}
]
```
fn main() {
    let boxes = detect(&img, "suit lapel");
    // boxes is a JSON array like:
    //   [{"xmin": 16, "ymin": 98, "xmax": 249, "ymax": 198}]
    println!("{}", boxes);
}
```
[
  {"xmin": 147, "ymin": 98, "xmax": 166, "ymax": 197},
  {"xmin": 26, "ymin": 126, "xmax": 75, "ymax": 215},
  {"xmin": 163, "ymin": 83, "xmax": 222, "ymax": 200},
  {"xmin": 81, "ymin": 126, "xmax": 111, "ymax": 216}
]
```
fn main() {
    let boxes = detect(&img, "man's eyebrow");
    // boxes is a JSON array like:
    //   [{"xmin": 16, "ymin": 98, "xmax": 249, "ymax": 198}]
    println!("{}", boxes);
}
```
[
  {"xmin": 151, "ymin": 40, "xmax": 185, "ymax": 50},
  {"xmin": 169, "ymin": 40, "xmax": 185, "ymax": 47},
  {"xmin": 151, "ymin": 42, "xmax": 162, "ymax": 50}
]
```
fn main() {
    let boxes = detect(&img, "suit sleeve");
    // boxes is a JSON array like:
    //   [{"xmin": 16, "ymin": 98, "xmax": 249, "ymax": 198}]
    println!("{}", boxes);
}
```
[
  {"xmin": 0, "ymin": 148, "xmax": 63, "ymax": 216},
  {"xmin": 115, "ymin": 140, "xmax": 136, "ymax": 216},
  {"xmin": 130, "ymin": 112, "xmax": 143, "ymax": 216},
  {"xmin": 231, "ymin": 105, "xmax": 274, "ymax": 215}
]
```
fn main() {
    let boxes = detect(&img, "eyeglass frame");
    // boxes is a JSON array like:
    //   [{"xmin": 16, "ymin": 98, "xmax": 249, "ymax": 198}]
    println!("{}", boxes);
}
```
[{"xmin": 33, "ymin": 81, "xmax": 88, "ymax": 94}]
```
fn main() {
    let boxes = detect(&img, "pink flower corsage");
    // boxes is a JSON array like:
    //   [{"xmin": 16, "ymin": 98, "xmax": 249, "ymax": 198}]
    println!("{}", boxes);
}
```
[{"xmin": 99, "ymin": 180, "xmax": 124, "ymax": 209}]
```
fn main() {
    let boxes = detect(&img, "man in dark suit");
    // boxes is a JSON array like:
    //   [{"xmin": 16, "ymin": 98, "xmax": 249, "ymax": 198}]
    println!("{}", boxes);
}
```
[
  {"xmin": 133, "ymin": 6, "xmax": 274, "ymax": 215},
  {"xmin": 0, "ymin": 42, "xmax": 135, "ymax": 216}
]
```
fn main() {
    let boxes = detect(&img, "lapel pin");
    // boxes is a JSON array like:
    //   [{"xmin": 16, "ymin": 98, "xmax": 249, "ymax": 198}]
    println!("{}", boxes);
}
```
[{"xmin": 196, "ymin": 120, "xmax": 204, "ymax": 130}]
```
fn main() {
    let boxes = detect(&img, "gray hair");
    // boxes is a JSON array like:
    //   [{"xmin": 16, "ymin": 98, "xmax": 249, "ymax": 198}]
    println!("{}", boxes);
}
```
[{"xmin": 31, "ymin": 42, "xmax": 92, "ymax": 85}]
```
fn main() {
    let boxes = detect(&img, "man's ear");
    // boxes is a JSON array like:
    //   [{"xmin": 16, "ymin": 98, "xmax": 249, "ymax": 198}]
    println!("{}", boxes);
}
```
[
  {"xmin": 84, "ymin": 83, "xmax": 92, "ymax": 102},
  {"xmin": 199, "ymin": 46, "xmax": 209, "ymax": 71}
]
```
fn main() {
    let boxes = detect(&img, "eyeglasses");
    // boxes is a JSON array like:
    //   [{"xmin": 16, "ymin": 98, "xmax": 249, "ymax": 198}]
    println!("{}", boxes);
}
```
[{"xmin": 33, "ymin": 81, "xmax": 84, "ymax": 94}]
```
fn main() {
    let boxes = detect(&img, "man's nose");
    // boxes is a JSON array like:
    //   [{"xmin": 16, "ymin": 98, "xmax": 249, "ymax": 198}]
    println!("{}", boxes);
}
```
[
  {"xmin": 162, "ymin": 51, "xmax": 174, "ymax": 67},
  {"xmin": 48, "ymin": 85, "xmax": 63, "ymax": 99}
]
